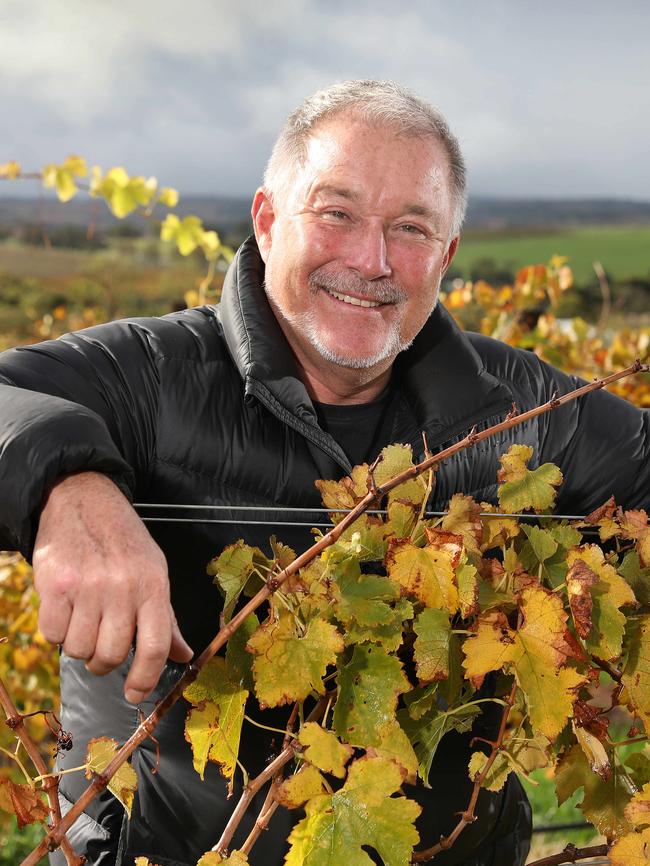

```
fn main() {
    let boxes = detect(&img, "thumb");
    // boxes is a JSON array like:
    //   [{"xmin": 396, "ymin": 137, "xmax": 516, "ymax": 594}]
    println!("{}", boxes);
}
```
[{"xmin": 169, "ymin": 611, "xmax": 193, "ymax": 663}]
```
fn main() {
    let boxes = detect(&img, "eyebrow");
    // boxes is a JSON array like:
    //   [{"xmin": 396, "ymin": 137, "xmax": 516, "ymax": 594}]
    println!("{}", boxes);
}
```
[{"xmin": 312, "ymin": 185, "xmax": 440, "ymax": 220}]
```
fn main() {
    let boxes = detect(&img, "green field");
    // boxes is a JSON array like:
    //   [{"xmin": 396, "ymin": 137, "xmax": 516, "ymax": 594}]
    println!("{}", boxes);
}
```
[{"xmin": 453, "ymin": 225, "xmax": 650, "ymax": 284}]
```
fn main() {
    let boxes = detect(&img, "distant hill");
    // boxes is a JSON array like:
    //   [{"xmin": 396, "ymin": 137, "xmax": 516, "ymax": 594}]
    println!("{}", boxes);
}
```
[{"xmin": 1, "ymin": 195, "xmax": 650, "ymax": 233}]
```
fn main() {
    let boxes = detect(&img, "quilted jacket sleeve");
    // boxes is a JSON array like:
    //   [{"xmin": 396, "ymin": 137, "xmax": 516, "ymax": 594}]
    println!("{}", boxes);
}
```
[
  {"xmin": 526, "ymin": 353, "xmax": 650, "ymax": 512},
  {"xmin": 0, "ymin": 320, "xmax": 162, "ymax": 557}
]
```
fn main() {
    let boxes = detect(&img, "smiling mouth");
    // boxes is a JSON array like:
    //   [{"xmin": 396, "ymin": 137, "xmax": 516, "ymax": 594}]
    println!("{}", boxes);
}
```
[{"xmin": 323, "ymin": 288, "xmax": 382, "ymax": 308}]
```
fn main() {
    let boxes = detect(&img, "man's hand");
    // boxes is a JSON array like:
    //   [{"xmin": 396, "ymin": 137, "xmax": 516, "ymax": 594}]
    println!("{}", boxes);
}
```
[{"xmin": 33, "ymin": 471, "xmax": 193, "ymax": 704}]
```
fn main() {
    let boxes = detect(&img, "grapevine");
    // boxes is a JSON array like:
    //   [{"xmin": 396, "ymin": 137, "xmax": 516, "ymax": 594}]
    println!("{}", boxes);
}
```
[{"xmin": 0, "ymin": 364, "xmax": 649, "ymax": 865}]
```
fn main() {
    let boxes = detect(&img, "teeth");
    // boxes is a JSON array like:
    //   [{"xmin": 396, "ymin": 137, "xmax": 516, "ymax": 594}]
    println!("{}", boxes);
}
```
[{"xmin": 326, "ymin": 289, "xmax": 380, "ymax": 308}]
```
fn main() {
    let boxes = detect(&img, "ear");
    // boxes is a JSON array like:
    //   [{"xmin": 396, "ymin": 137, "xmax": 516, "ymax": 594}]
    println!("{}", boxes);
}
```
[
  {"xmin": 441, "ymin": 234, "xmax": 460, "ymax": 275},
  {"xmin": 251, "ymin": 187, "xmax": 276, "ymax": 263}
]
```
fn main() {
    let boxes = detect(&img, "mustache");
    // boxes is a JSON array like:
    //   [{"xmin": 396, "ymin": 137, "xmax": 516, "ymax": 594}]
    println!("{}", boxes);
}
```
[{"xmin": 308, "ymin": 266, "xmax": 407, "ymax": 304}]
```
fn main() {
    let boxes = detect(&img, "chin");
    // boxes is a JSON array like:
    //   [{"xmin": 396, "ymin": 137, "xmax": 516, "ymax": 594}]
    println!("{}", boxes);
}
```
[{"xmin": 309, "ymin": 333, "xmax": 414, "ymax": 370}]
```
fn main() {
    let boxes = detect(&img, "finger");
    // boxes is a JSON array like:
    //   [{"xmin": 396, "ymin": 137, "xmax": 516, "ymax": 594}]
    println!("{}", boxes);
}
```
[
  {"xmin": 124, "ymin": 598, "xmax": 172, "ymax": 704},
  {"xmin": 86, "ymin": 608, "xmax": 136, "ymax": 676},
  {"xmin": 61, "ymin": 600, "xmax": 101, "ymax": 661},
  {"xmin": 37, "ymin": 594, "xmax": 73, "ymax": 645},
  {"xmin": 169, "ymin": 611, "xmax": 193, "ymax": 663}
]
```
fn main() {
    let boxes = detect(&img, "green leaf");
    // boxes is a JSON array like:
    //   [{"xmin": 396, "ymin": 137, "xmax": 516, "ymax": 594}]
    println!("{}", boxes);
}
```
[
  {"xmin": 330, "ymin": 555, "xmax": 398, "ymax": 628},
  {"xmin": 370, "ymin": 720, "xmax": 419, "ymax": 783},
  {"xmin": 333, "ymin": 644, "xmax": 409, "ymax": 748},
  {"xmin": 620, "ymin": 551, "xmax": 650, "ymax": 606},
  {"xmin": 343, "ymin": 598, "xmax": 413, "ymax": 652},
  {"xmin": 569, "ymin": 545, "xmax": 636, "ymax": 661},
  {"xmin": 398, "ymin": 703, "xmax": 481, "ymax": 785},
  {"xmin": 457, "ymin": 559, "xmax": 479, "ymax": 617},
  {"xmin": 207, "ymin": 541, "xmax": 267, "ymax": 622},
  {"xmin": 622, "ymin": 614, "xmax": 650, "ymax": 729},
  {"xmin": 183, "ymin": 657, "xmax": 247, "ymax": 787},
  {"xmin": 285, "ymin": 757, "xmax": 421, "ymax": 866},
  {"xmin": 497, "ymin": 444, "xmax": 563, "ymax": 513},
  {"xmin": 298, "ymin": 722, "xmax": 353, "ymax": 779},
  {"xmin": 225, "ymin": 613, "xmax": 258, "ymax": 691},
  {"xmin": 555, "ymin": 743, "xmax": 634, "ymax": 838},
  {"xmin": 413, "ymin": 608, "xmax": 451, "ymax": 684},
  {"xmin": 247, "ymin": 613, "xmax": 343, "ymax": 708},
  {"xmin": 519, "ymin": 524, "xmax": 558, "ymax": 564}
]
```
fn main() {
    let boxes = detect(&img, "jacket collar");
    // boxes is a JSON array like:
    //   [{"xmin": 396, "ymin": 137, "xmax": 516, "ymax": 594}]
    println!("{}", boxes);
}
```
[{"xmin": 219, "ymin": 236, "xmax": 513, "ymax": 446}]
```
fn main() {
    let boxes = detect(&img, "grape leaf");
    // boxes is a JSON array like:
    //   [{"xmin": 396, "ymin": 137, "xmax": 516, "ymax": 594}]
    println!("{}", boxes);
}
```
[
  {"xmin": 0, "ymin": 779, "xmax": 49, "ymax": 828},
  {"xmin": 298, "ymin": 722, "xmax": 353, "ymax": 779},
  {"xmin": 183, "ymin": 657, "xmax": 247, "ymax": 787},
  {"xmin": 343, "ymin": 598, "xmax": 413, "ymax": 652},
  {"xmin": 333, "ymin": 644, "xmax": 409, "ymax": 748},
  {"xmin": 413, "ymin": 608, "xmax": 451, "ymax": 684},
  {"xmin": 277, "ymin": 765, "xmax": 327, "ymax": 808},
  {"xmin": 42, "ymin": 155, "xmax": 87, "ymax": 202},
  {"xmin": 468, "ymin": 750, "xmax": 510, "ymax": 793},
  {"xmin": 566, "ymin": 557, "xmax": 598, "ymax": 640},
  {"xmin": 0, "ymin": 160, "xmax": 21, "ymax": 179},
  {"xmin": 479, "ymin": 502, "xmax": 521, "ymax": 551},
  {"xmin": 225, "ymin": 613, "xmax": 259, "ymax": 691},
  {"xmin": 626, "ymin": 753, "xmax": 650, "ymax": 789},
  {"xmin": 519, "ymin": 524, "xmax": 558, "ymax": 565},
  {"xmin": 385, "ymin": 501, "xmax": 418, "ymax": 541},
  {"xmin": 620, "ymin": 551, "xmax": 650, "ymax": 606},
  {"xmin": 386, "ymin": 540, "xmax": 459, "ymax": 613},
  {"xmin": 369, "ymin": 719, "xmax": 419, "ymax": 783},
  {"xmin": 555, "ymin": 743, "xmax": 634, "ymax": 838},
  {"xmin": 463, "ymin": 587, "xmax": 584, "ymax": 739},
  {"xmin": 457, "ymin": 558, "xmax": 480, "ymax": 617},
  {"xmin": 92, "ymin": 166, "xmax": 157, "ymax": 217},
  {"xmin": 334, "ymin": 516, "xmax": 386, "ymax": 561},
  {"xmin": 197, "ymin": 852, "xmax": 248, "ymax": 866},
  {"xmin": 329, "ymin": 555, "xmax": 398, "ymax": 627},
  {"xmin": 285, "ymin": 757, "xmax": 420, "ymax": 866},
  {"xmin": 625, "ymin": 781, "xmax": 650, "ymax": 828},
  {"xmin": 609, "ymin": 829, "xmax": 650, "ymax": 866},
  {"xmin": 398, "ymin": 703, "xmax": 481, "ymax": 785},
  {"xmin": 247, "ymin": 613, "xmax": 343, "ymax": 708},
  {"xmin": 441, "ymin": 494, "xmax": 483, "ymax": 554},
  {"xmin": 373, "ymin": 444, "xmax": 426, "ymax": 507},
  {"xmin": 619, "ymin": 510, "xmax": 650, "ymax": 568},
  {"xmin": 207, "ymin": 541, "xmax": 267, "ymax": 622},
  {"xmin": 622, "ymin": 614, "xmax": 650, "ymax": 729},
  {"xmin": 85, "ymin": 737, "xmax": 138, "ymax": 816},
  {"xmin": 497, "ymin": 444, "xmax": 563, "ymax": 513},
  {"xmin": 568, "ymin": 545, "xmax": 636, "ymax": 660}
]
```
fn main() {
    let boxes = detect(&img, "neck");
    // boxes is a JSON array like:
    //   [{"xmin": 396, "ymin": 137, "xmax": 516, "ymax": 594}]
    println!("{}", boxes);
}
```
[{"xmin": 297, "ymin": 357, "xmax": 393, "ymax": 405}]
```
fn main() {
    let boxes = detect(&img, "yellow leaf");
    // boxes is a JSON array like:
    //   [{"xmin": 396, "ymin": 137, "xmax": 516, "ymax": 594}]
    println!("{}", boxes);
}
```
[
  {"xmin": 62, "ymin": 154, "xmax": 87, "ymax": 176},
  {"xmin": 85, "ymin": 737, "xmax": 137, "ymax": 816},
  {"xmin": 610, "ymin": 829, "xmax": 650, "ymax": 865},
  {"xmin": 622, "ymin": 615, "xmax": 650, "ymax": 730},
  {"xmin": 373, "ymin": 443, "xmax": 426, "ymax": 507},
  {"xmin": 183, "ymin": 657, "xmax": 247, "ymax": 788},
  {"xmin": 441, "ymin": 494, "xmax": 483, "ymax": 554},
  {"xmin": 463, "ymin": 587, "xmax": 584, "ymax": 739},
  {"xmin": 276, "ymin": 765, "xmax": 327, "ymax": 808},
  {"xmin": 247, "ymin": 613, "xmax": 343, "ymax": 708},
  {"xmin": 0, "ymin": 160, "xmax": 21, "ymax": 178},
  {"xmin": 625, "ymin": 782, "xmax": 650, "ymax": 828},
  {"xmin": 387, "ymin": 540, "xmax": 458, "ymax": 613},
  {"xmin": 158, "ymin": 186, "xmax": 179, "ymax": 207},
  {"xmin": 42, "ymin": 163, "xmax": 78, "ymax": 202},
  {"xmin": 298, "ymin": 722, "xmax": 353, "ymax": 779}
]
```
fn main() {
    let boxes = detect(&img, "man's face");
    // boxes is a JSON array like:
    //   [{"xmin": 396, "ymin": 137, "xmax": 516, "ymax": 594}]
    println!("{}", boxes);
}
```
[{"xmin": 253, "ymin": 116, "xmax": 459, "ymax": 381}]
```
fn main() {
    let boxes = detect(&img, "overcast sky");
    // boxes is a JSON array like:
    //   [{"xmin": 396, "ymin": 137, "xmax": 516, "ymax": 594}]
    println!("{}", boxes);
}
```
[{"xmin": 1, "ymin": 0, "xmax": 649, "ymax": 201}]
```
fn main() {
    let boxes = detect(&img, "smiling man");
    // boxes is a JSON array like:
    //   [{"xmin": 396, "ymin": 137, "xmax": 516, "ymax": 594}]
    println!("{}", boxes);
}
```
[{"xmin": 0, "ymin": 80, "xmax": 648, "ymax": 866}]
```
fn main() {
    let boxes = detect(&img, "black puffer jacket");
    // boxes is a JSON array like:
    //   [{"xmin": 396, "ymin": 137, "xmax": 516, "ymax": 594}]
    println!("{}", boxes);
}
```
[{"xmin": 0, "ymin": 237, "xmax": 648, "ymax": 866}]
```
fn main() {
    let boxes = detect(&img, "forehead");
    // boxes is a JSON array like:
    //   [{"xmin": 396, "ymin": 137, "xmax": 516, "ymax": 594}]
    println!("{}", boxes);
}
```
[{"xmin": 289, "ymin": 116, "xmax": 453, "ymax": 217}]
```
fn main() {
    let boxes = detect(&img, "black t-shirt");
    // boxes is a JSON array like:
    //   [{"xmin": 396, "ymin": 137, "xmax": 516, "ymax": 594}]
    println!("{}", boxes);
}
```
[{"xmin": 313, "ymin": 385, "xmax": 399, "ymax": 468}]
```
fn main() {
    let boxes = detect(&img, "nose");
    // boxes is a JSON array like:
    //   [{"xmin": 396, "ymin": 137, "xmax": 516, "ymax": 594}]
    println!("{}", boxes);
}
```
[{"xmin": 345, "ymin": 220, "xmax": 392, "ymax": 281}]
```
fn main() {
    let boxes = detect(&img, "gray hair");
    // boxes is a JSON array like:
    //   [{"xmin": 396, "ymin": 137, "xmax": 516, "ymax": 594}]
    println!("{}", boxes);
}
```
[{"xmin": 263, "ymin": 79, "xmax": 467, "ymax": 236}]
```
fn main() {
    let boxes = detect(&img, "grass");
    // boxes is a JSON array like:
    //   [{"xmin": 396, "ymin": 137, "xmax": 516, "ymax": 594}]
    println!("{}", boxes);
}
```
[{"xmin": 453, "ymin": 225, "xmax": 650, "ymax": 284}]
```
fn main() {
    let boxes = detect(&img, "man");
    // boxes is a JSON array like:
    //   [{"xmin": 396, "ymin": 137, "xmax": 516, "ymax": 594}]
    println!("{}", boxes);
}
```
[{"xmin": 0, "ymin": 80, "xmax": 648, "ymax": 866}]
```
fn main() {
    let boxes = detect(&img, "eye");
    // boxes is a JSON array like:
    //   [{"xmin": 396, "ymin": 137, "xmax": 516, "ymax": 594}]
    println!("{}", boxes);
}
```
[
  {"xmin": 399, "ymin": 223, "xmax": 425, "ymax": 236},
  {"xmin": 325, "ymin": 209, "xmax": 349, "ymax": 220}
]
